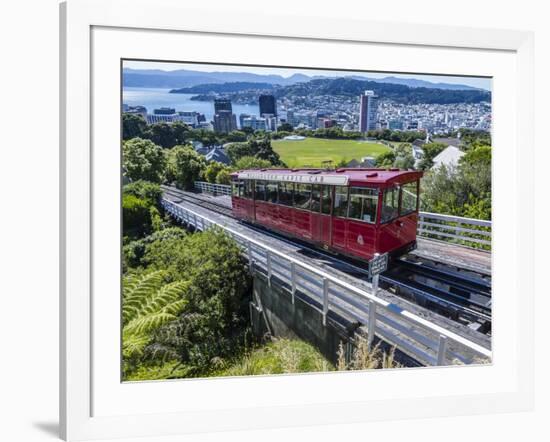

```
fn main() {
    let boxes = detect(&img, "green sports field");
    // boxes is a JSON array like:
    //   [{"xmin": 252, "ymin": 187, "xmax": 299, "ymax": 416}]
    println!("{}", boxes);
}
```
[{"xmin": 271, "ymin": 137, "xmax": 390, "ymax": 168}]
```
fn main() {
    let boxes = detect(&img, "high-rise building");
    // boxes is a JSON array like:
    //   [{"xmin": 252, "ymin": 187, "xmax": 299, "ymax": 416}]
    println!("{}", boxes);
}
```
[
  {"xmin": 213, "ymin": 111, "xmax": 237, "ymax": 133},
  {"xmin": 359, "ymin": 90, "xmax": 379, "ymax": 133},
  {"xmin": 239, "ymin": 113, "xmax": 251, "ymax": 129},
  {"xmin": 259, "ymin": 94, "xmax": 277, "ymax": 117},
  {"xmin": 214, "ymin": 98, "xmax": 233, "ymax": 114}
]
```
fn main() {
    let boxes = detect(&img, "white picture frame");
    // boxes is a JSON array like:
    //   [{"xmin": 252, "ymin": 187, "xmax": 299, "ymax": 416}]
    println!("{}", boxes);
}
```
[{"xmin": 60, "ymin": 0, "xmax": 534, "ymax": 440}]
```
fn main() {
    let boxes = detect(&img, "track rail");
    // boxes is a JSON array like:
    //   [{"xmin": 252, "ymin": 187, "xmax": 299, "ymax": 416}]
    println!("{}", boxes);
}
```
[
  {"xmin": 161, "ymin": 186, "xmax": 492, "ymax": 330},
  {"xmin": 161, "ymin": 195, "xmax": 491, "ymax": 365}
]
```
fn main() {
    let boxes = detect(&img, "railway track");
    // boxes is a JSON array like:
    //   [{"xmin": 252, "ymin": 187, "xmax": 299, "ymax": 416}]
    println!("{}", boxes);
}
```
[{"xmin": 161, "ymin": 186, "xmax": 492, "ymax": 333}]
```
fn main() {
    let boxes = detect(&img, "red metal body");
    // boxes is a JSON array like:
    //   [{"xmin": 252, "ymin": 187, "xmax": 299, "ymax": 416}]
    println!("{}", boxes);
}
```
[{"xmin": 230, "ymin": 168, "xmax": 423, "ymax": 262}]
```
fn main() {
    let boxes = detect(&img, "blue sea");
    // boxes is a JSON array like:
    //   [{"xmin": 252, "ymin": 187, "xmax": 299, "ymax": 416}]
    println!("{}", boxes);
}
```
[{"xmin": 122, "ymin": 87, "xmax": 260, "ymax": 121}]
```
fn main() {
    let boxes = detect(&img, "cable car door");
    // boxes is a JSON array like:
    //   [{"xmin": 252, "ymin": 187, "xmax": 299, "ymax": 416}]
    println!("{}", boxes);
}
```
[{"xmin": 320, "ymin": 185, "xmax": 333, "ymax": 246}]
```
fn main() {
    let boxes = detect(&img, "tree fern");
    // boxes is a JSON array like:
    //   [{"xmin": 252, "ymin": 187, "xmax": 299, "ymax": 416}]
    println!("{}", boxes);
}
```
[{"xmin": 122, "ymin": 270, "xmax": 189, "ymax": 359}]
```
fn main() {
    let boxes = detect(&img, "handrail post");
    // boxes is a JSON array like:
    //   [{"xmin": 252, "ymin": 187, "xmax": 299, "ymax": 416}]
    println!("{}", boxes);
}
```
[
  {"xmin": 367, "ymin": 300, "xmax": 377, "ymax": 350},
  {"xmin": 291, "ymin": 262, "xmax": 296, "ymax": 305},
  {"xmin": 437, "ymin": 335, "xmax": 448, "ymax": 366},
  {"xmin": 247, "ymin": 242, "xmax": 254, "ymax": 273},
  {"xmin": 267, "ymin": 251, "xmax": 272, "ymax": 286},
  {"xmin": 322, "ymin": 278, "xmax": 329, "ymax": 326},
  {"xmin": 372, "ymin": 273, "xmax": 380, "ymax": 296}
]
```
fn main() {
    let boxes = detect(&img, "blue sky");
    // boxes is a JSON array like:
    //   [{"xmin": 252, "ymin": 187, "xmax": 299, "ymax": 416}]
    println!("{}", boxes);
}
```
[{"xmin": 124, "ymin": 60, "xmax": 491, "ymax": 91}]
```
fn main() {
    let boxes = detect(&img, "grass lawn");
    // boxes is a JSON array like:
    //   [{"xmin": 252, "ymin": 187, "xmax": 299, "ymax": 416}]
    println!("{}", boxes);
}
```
[{"xmin": 272, "ymin": 137, "xmax": 390, "ymax": 167}]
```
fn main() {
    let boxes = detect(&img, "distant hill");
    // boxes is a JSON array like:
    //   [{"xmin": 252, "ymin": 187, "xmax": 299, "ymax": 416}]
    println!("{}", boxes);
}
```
[
  {"xmin": 348, "ymin": 75, "xmax": 483, "ymax": 91},
  {"xmin": 170, "ymin": 82, "xmax": 275, "ymax": 94},
  {"xmin": 123, "ymin": 68, "xmax": 310, "ymax": 88},
  {"xmin": 278, "ymin": 78, "xmax": 490, "ymax": 104},
  {"xmin": 168, "ymin": 77, "xmax": 491, "ymax": 105},
  {"xmin": 122, "ymin": 67, "xmax": 487, "ymax": 91}
]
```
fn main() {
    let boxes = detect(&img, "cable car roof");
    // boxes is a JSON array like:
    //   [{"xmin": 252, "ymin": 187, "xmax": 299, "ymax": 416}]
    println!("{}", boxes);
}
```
[{"xmin": 232, "ymin": 168, "xmax": 423, "ymax": 186}]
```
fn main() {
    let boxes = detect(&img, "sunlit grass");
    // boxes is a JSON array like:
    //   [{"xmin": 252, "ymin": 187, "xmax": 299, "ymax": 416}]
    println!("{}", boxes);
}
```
[{"xmin": 272, "ymin": 137, "xmax": 390, "ymax": 167}]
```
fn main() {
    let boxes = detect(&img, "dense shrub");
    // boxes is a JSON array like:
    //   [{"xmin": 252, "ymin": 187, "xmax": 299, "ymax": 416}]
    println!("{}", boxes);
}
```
[
  {"xmin": 122, "ymin": 194, "xmax": 153, "ymax": 238},
  {"xmin": 123, "ymin": 228, "xmax": 252, "ymax": 376},
  {"xmin": 122, "ymin": 180, "xmax": 162, "ymax": 205}
]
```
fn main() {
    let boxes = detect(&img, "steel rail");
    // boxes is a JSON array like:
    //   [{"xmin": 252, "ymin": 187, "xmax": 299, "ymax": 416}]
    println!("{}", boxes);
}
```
[
  {"xmin": 161, "ymin": 196, "xmax": 492, "ymax": 365},
  {"xmin": 164, "ymin": 186, "xmax": 492, "ymax": 325}
]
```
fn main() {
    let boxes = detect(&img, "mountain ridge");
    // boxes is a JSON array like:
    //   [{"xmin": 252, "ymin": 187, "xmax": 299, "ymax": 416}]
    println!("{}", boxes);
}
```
[{"xmin": 122, "ymin": 68, "xmax": 485, "ymax": 91}]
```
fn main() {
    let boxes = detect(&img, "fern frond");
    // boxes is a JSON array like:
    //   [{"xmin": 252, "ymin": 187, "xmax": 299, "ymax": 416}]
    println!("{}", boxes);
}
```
[
  {"xmin": 122, "ymin": 333, "xmax": 150, "ymax": 359},
  {"xmin": 140, "ymin": 280, "xmax": 189, "ymax": 316},
  {"xmin": 122, "ymin": 270, "xmax": 166, "ymax": 323},
  {"xmin": 124, "ymin": 312, "xmax": 178, "ymax": 336}
]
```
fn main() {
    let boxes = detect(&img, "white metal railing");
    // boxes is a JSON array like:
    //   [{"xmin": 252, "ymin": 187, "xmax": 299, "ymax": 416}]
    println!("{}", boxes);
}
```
[
  {"xmin": 161, "ymin": 197, "xmax": 491, "ymax": 366},
  {"xmin": 417, "ymin": 212, "xmax": 491, "ymax": 249},
  {"xmin": 194, "ymin": 181, "xmax": 232, "ymax": 196},
  {"xmin": 194, "ymin": 182, "xmax": 492, "ymax": 249}
]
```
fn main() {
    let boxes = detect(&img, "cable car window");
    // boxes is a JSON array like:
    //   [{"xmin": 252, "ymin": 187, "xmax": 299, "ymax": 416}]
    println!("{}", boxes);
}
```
[
  {"xmin": 231, "ymin": 181, "xmax": 241, "ymax": 197},
  {"xmin": 278, "ymin": 182, "xmax": 294, "ymax": 206},
  {"xmin": 381, "ymin": 187, "xmax": 399, "ymax": 223},
  {"xmin": 400, "ymin": 181, "xmax": 419, "ymax": 216},
  {"xmin": 321, "ymin": 185, "xmax": 332, "ymax": 215},
  {"xmin": 310, "ymin": 185, "xmax": 321, "ymax": 212},
  {"xmin": 243, "ymin": 180, "xmax": 254, "ymax": 199},
  {"xmin": 348, "ymin": 187, "xmax": 378, "ymax": 223},
  {"xmin": 294, "ymin": 184, "xmax": 311, "ymax": 210},
  {"xmin": 266, "ymin": 181, "xmax": 278, "ymax": 203},
  {"xmin": 333, "ymin": 186, "xmax": 349, "ymax": 218},
  {"xmin": 255, "ymin": 180, "xmax": 266, "ymax": 201}
]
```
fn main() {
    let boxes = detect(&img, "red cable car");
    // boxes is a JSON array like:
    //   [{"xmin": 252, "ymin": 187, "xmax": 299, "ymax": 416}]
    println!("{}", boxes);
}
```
[{"xmin": 230, "ymin": 168, "xmax": 423, "ymax": 261}]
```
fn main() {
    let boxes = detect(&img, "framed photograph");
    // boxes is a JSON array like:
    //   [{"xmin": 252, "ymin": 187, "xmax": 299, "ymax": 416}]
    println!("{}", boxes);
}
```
[{"xmin": 60, "ymin": 0, "xmax": 534, "ymax": 440}]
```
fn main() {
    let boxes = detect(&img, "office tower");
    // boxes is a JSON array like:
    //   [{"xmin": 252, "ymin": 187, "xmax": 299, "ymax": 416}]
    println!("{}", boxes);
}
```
[
  {"xmin": 359, "ymin": 90, "xmax": 379, "ymax": 133},
  {"xmin": 259, "ymin": 94, "xmax": 277, "ymax": 117},
  {"xmin": 213, "ymin": 111, "xmax": 237, "ymax": 133},
  {"xmin": 214, "ymin": 98, "xmax": 233, "ymax": 114}
]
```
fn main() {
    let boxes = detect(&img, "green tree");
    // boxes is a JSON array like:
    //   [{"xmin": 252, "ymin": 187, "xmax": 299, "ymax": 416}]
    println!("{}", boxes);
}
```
[
  {"xmin": 143, "ymin": 123, "xmax": 178, "ymax": 148},
  {"xmin": 123, "ymin": 138, "xmax": 166, "ymax": 183},
  {"xmin": 250, "ymin": 138, "xmax": 285, "ymax": 165},
  {"xmin": 417, "ymin": 142, "xmax": 447, "ymax": 170},
  {"xmin": 225, "ymin": 131, "xmax": 248, "ymax": 142},
  {"xmin": 225, "ymin": 137, "xmax": 285, "ymax": 166},
  {"xmin": 204, "ymin": 161, "xmax": 226, "ymax": 183},
  {"xmin": 122, "ymin": 113, "xmax": 147, "ymax": 140},
  {"xmin": 215, "ymin": 168, "xmax": 232, "ymax": 185},
  {"xmin": 123, "ymin": 194, "xmax": 154, "ymax": 238},
  {"xmin": 170, "ymin": 122, "xmax": 192, "ymax": 146},
  {"xmin": 234, "ymin": 156, "xmax": 272, "ymax": 170},
  {"xmin": 122, "ymin": 180, "xmax": 162, "ymax": 205},
  {"xmin": 460, "ymin": 145, "xmax": 491, "ymax": 167},
  {"xmin": 393, "ymin": 144, "xmax": 415, "ymax": 170},
  {"xmin": 375, "ymin": 151, "xmax": 396, "ymax": 167},
  {"xmin": 226, "ymin": 142, "xmax": 254, "ymax": 164},
  {"xmin": 278, "ymin": 122, "xmax": 294, "ymax": 132},
  {"xmin": 187, "ymin": 128, "xmax": 220, "ymax": 146},
  {"xmin": 421, "ymin": 153, "xmax": 492, "ymax": 221},
  {"xmin": 457, "ymin": 129, "xmax": 491, "ymax": 149},
  {"xmin": 166, "ymin": 145, "xmax": 207, "ymax": 190}
]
